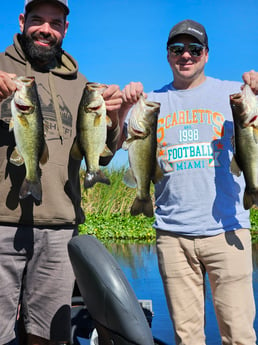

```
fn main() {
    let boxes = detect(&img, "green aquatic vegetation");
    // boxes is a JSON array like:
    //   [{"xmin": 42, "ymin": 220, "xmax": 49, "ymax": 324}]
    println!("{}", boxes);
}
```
[
  {"xmin": 79, "ymin": 167, "xmax": 258, "ymax": 243},
  {"xmin": 79, "ymin": 213, "xmax": 155, "ymax": 242}
]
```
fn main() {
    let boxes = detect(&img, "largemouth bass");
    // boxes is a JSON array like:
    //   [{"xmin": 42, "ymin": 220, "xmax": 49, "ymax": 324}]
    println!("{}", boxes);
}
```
[
  {"xmin": 230, "ymin": 84, "xmax": 258, "ymax": 210},
  {"xmin": 123, "ymin": 95, "xmax": 163, "ymax": 217},
  {"xmin": 10, "ymin": 76, "xmax": 49, "ymax": 203},
  {"xmin": 71, "ymin": 82, "xmax": 112, "ymax": 188}
]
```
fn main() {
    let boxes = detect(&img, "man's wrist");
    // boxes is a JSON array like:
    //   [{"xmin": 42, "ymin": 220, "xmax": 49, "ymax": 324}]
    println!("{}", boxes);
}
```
[
  {"xmin": 107, "ymin": 121, "xmax": 120, "ymax": 140},
  {"xmin": 107, "ymin": 110, "xmax": 119, "ymax": 131}
]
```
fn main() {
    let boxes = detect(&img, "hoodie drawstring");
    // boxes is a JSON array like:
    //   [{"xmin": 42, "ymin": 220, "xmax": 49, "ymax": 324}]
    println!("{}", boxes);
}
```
[
  {"xmin": 25, "ymin": 61, "xmax": 32, "ymax": 76},
  {"xmin": 48, "ymin": 72, "xmax": 64, "ymax": 144}
]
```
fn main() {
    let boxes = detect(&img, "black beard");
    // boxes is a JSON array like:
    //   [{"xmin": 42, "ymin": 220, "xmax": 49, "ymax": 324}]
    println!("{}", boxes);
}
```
[{"xmin": 19, "ymin": 32, "xmax": 62, "ymax": 69}]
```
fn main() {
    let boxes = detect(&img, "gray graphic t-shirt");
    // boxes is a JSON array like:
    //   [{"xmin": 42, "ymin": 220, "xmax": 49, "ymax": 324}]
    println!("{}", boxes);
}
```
[{"xmin": 148, "ymin": 77, "xmax": 250, "ymax": 236}]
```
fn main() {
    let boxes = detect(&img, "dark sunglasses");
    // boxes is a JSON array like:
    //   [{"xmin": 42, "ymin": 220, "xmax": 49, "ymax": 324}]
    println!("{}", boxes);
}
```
[{"xmin": 168, "ymin": 43, "xmax": 205, "ymax": 57}]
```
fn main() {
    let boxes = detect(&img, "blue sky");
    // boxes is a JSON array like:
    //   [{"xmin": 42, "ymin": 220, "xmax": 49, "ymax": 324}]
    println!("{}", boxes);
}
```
[{"xmin": 0, "ymin": 0, "xmax": 257, "ymax": 168}]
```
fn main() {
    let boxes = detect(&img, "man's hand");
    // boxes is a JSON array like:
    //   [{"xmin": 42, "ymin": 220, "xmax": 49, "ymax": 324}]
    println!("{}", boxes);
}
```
[
  {"xmin": 103, "ymin": 84, "xmax": 123, "ymax": 112},
  {"xmin": 102, "ymin": 84, "xmax": 122, "ymax": 130},
  {"xmin": 0, "ymin": 72, "xmax": 17, "ymax": 102},
  {"xmin": 242, "ymin": 70, "xmax": 258, "ymax": 95},
  {"xmin": 122, "ymin": 81, "xmax": 146, "ymax": 106}
]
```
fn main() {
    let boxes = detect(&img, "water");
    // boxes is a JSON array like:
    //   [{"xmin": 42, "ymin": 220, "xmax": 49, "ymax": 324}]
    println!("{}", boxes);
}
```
[
  {"xmin": 106, "ymin": 242, "xmax": 258, "ymax": 345},
  {"xmin": 74, "ymin": 242, "xmax": 258, "ymax": 345}
]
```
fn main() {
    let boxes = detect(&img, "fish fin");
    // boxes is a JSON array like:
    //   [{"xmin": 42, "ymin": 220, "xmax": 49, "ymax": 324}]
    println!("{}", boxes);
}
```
[
  {"xmin": 122, "ymin": 137, "xmax": 134, "ymax": 151},
  {"xmin": 10, "ymin": 147, "xmax": 24, "ymax": 166},
  {"xmin": 18, "ymin": 115, "xmax": 29, "ymax": 128},
  {"xmin": 122, "ymin": 141, "xmax": 129, "ymax": 151},
  {"xmin": 70, "ymin": 140, "xmax": 83, "ymax": 160},
  {"xmin": 152, "ymin": 161, "xmax": 164, "ymax": 184},
  {"xmin": 84, "ymin": 170, "xmax": 110, "ymax": 189},
  {"xmin": 19, "ymin": 178, "xmax": 42, "ymax": 202},
  {"xmin": 123, "ymin": 169, "xmax": 137, "ymax": 188},
  {"xmin": 252, "ymin": 127, "xmax": 258, "ymax": 144},
  {"xmin": 9, "ymin": 119, "xmax": 14, "ymax": 131},
  {"xmin": 243, "ymin": 191, "xmax": 253, "ymax": 210},
  {"xmin": 106, "ymin": 115, "xmax": 112, "ymax": 128},
  {"xmin": 100, "ymin": 145, "xmax": 113, "ymax": 157},
  {"xmin": 94, "ymin": 114, "xmax": 102, "ymax": 127},
  {"xmin": 130, "ymin": 196, "xmax": 154, "ymax": 217},
  {"xmin": 231, "ymin": 135, "xmax": 235, "ymax": 150},
  {"xmin": 39, "ymin": 143, "xmax": 49, "ymax": 165},
  {"xmin": 243, "ymin": 189, "xmax": 258, "ymax": 210},
  {"xmin": 156, "ymin": 143, "xmax": 163, "ymax": 156},
  {"xmin": 230, "ymin": 156, "xmax": 242, "ymax": 177}
]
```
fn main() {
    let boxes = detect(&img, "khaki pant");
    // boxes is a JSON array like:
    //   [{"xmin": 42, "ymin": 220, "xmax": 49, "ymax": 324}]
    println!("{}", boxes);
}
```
[{"xmin": 156, "ymin": 229, "xmax": 256, "ymax": 345}]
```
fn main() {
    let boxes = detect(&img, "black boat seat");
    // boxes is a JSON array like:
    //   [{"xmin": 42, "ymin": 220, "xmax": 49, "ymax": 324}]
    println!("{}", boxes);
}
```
[{"xmin": 68, "ymin": 234, "xmax": 155, "ymax": 345}]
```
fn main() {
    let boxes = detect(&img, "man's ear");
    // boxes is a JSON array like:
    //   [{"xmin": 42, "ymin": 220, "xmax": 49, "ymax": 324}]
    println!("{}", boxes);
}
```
[
  {"xmin": 19, "ymin": 13, "xmax": 25, "ymax": 33},
  {"xmin": 63, "ymin": 21, "xmax": 69, "ymax": 38}
]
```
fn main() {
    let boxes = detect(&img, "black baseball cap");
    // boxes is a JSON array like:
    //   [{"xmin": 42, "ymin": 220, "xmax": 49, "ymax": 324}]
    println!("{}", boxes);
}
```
[
  {"xmin": 167, "ymin": 19, "xmax": 208, "ymax": 49},
  {"xmin": 24, "ymin": 0, "xmax": 69, "ymax": 15}
]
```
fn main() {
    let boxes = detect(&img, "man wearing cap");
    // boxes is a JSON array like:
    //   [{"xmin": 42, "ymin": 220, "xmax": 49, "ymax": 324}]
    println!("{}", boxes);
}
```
[
  {"xmin": 0, "ymin": 1, "xmax": 122, "ymax": 344},
  {"xmin": 120, "ymin": 19, "xmax": 258, "ymax": 344}
]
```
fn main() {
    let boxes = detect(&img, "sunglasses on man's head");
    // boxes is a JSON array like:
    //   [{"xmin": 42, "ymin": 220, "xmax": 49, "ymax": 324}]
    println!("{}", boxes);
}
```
[{"xmin": 168, "ymin": 43, "xmax": 205, "ymax": 57}]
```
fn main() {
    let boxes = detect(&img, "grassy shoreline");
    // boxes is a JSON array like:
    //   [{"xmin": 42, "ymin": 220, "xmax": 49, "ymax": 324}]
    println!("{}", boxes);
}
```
[{"xmin": 79, "ymin": 168, "xmax": 258, "ymax": 243}]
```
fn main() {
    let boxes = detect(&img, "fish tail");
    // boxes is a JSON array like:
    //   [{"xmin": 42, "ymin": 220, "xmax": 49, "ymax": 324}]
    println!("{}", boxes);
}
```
[
  {"xmin": 84, "ymin": 170, "xmax": 111, "ymax": 189},
  {"xmin": 244, "ymin": 189, "xmax": 258, "ymax": 210},
  {"xmin": 130, "ymin": 196, "xmax": 153, "ymax": 217},
  {"xmin": 19, "ymin": 178, "xmax": 42, "ymax": 202}
]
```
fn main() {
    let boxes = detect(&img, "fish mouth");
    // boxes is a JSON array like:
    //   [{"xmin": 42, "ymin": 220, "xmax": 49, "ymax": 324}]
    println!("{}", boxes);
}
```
[
  {"xmin": 86, "ymin": 82, "xmax": 107, "ymax": 94},
  {"xmin": 247, "ymin": 115, "xmax": 258, "ymax": 126},
  {"xmin": 87, "ymin": 82, "xmax": 107, "ymax": 89},
  {"xmin": 14, "ymin": 99, "xmax": 34, "ymax": 114},
  {"xmin": 139, "ymin": 94, "xmax": 160, "ymax": 113},
  {"xmin": 129, "ymin": 118, "xmax": 148, "ymax": 137},
  {"xmin": 14, "ymin": 76, "xmax": 35, "ymax": 90},
  {"xmin": 13, "ymin": 77, "xmax": 35, "ymax": 113},
  {"xmin": 86, "ymin": 96, "xmax": 105, "ymax": 112},
  {"xmin": 144, "ymin": 100, "xmax": 160, "ymax": 110},
  {"xmin": 88, "ymin": 105, "xmax": 103, "ymax": 112},
  {"xmin": 19, "ymin": 76, "xmax": 35, "ymax": 84},
  {"xmin": 130, "ymin": 128, "xmax": 146, "ymax": 137},
  {"xmin": 230, "ymin": 93, "xmax": 242, "ymax": 102},
  {"xmin": 230, "ymin": 93, "xmax": 243, "ymax": 111},
  {"xmin": 128, "ymin": 96, "xmax": 160, "ymax": 137},
  {"xmin": 230, "ymin": 92, "xmax": 258, "ymax": 127}
]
